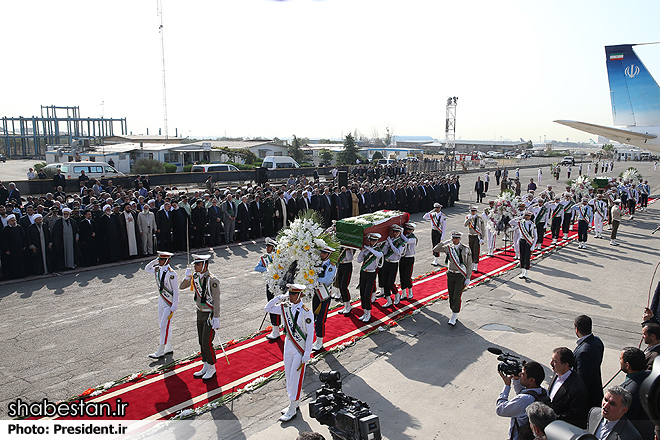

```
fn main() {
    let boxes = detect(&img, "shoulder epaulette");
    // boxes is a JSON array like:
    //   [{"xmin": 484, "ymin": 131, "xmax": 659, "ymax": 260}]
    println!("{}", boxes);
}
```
[{"xmin": 302, "ymin": 304, "xmax": 309, "ymax": 311}]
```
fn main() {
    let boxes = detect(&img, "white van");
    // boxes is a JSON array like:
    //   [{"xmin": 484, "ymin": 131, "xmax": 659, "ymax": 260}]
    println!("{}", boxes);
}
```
[
  {"xmin": 261, "ymin": 156, "xmax": 300, "ymax": 170},
  {"xmin": 44, "ymin": 162, "xmax": 125, "ymax": 180},
  {"xmin": 191, "ymin": 164, "xmax": 240, "ymax": 172}
]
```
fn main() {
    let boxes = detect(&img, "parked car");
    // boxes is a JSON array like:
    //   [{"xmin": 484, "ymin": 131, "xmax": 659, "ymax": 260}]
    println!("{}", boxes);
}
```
[
  {"xmin": 44, "ymin": 162, "xmax": 124, "ymax": 179},
  {"xmin": 261, "ymin": 156, "xmax": 300, "ymax": 170},
  {"xmin": 561, "ymin": 156, "xmax": 575, "ymax": 165},
  {"xmin": 0, "ymin": 154, "xmax": 6, "ymax": 163},
  {"xmin": 482, "ymin": 158, "xmax": 497, "ymax": 165},
  {"xmin": 377, "ymin": 159, "xmax": 396, "ymax": 166},
  {"xmin": 191, "ymin": 163, "xmax": 240, "ymax": 172}
]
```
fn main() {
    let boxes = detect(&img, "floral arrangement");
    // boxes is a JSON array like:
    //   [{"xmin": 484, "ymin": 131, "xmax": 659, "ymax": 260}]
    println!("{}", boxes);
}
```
[
  {"xmin": 340, "ymin": 210, "xmax": 404, "ymax": 226},
  {"xmin": 570, "ymin": 175, "xmax": 592, "ymax": 200},
  {"xmin": 487, "ymin": 190, "xmax": 518, "ymax": 233},
  {"xmin": 264, "ymin": 210, "xmax": 339, "ymax": 298},
  {"xmin": 619, "ymin": 167, "xmax": 642, "ymax": 182}
]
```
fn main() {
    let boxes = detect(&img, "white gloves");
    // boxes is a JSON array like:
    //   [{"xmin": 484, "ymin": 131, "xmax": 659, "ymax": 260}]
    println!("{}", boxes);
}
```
[
  {"xmin": 479, "ymin": 239, "xmax": 484, "ymax": 245},
  {"xmin": 302, "ymin": 354, "xmax": 310, "ymax": 363},
  {"xmin": 211, "ymin": 318, "xmax": 220, "ymax": 329},
  {"xmin": 170, "ymin": 305, "xmax": 177, "ymax": 313},
  {"xmin": 464, "ymin": 279, "xmax": 470, "ymax": 287},
  {"xmin": 185, "ymin": 268, "xmax": 192, "ymax": 278}
]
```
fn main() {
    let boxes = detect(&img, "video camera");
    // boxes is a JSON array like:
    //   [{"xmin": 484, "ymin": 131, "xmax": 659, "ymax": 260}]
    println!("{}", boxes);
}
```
[
  {"xmin": 308, "ymin": 371, "xmax": 381, "ymax": 440},
  {"xmin": 488, "ymin": 347, "xmax": 525, "ymax": 376}
]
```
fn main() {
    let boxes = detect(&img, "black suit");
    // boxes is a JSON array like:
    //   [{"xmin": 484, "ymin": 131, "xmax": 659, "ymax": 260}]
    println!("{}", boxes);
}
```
[
  {"xmin": 320, "ymin": 194, "xmax": 332, "ymax": 228},
  {"xmin": 586, "ymin": 407, "xmax": 642, "ymax": 440},
  {"xmin": 77, "ymin": 218, "xmax": 97, "ymax": 266},
  {"xmin": 155, "ymin": 209, "xmax": 173, "ymax": 251},
  {"xmin": 645, "ymin": 345, "xmax": 660, "ymax": 370},
  {"xmin": 208, "ymin": 204, "xmax": 223, "ymax": 244},
  {"xmin": 548, "ymin": 371, "xmax": 588, "ymax": 428},
  {"xmin": 475, "ymin": 180, "xmax": 485, "ymax": 203},
  {"xmin": 621, "ymin": 371, "xmax": 655, "ymax": 440},
  {"xmin": 53, "ymin": 173, "xmax": 67, "ymax": 189},
  {"xmin": 249, "ymin": 200, "xmax": 262, "ymax": 238},
  {"xmin": 574, "ymin": 334, "xmax": 605, "ymax": 409},
  {"xmin": 331, "ymin": 192, "xmax": 342, "ymax": 221},
  {"xmin": 236, "ymin": 202, "xmax": 250, "ymax": 241}
]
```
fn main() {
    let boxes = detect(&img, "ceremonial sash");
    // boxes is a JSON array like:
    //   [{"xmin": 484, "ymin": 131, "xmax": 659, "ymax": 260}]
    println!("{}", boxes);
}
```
[
  {"xmin": 534, "ymin": 207, "xmax": 547, "ymax": 225},
  {"xmin": 315, "ymin": 262, "xmax": 332, "ymax": 302},
  {"xmin": 384, "ymin": 236, "xmax": 405, "ymax": 259},
  {"xmin": 578, "ymin": 205, "xmax": 589, "ymax": 221},
  {"xmin": 260, "ymin": 253, "xmax": 273, "ymax": 268},
  {"xmin": 469, "ymin": 217, "xmax": 482, "ymax": 238},
  {"xmin": 518, "ymin": 221, "xmax": 534, "ymax": 246},
  {"xmin": 361, "ymin": 244, "xmax": 382, "ymax": 271},
  {"xmin": 192, "ymin": 274, "xmax": 213, "ymax": 309},
  {"xmin": 430, "ymin": 212, "xmax": 444, "ymax": 232},
  {"xmin": 594, "ymin": 202, "xmax": 605, "ymax": 217},
  {"xmin": 281, "ymin": 305, "xmax": 306, "ymax": 355},
  {"xmin": 549, "ymin": 205, "xmax": 562, "ymax": 221},
  {"xmin": 607, "ymin": 193, "xmax": 615, "ymax": 204},
  {"xmin": 447, "ymin": 244, "xmax": 467, "ymax": 278},
  {"xmin": 155, "ymin": 267, "xmax": 173, "ymax": 306},
  {"xmin": 338, "ymin": 248, "xmax": 347, "ymax": 264}
]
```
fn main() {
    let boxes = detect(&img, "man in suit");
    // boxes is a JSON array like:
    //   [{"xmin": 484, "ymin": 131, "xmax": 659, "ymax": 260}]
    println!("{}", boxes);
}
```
[
  {"xmin": 77, "ymin": 210, "xmax": 97, "ymax": 266},
  {"xmin": 358, "ymin": 187, "xmax": 369, "ymax": 214},
  {"xmin": 53, "ymin": 169, "xmax": 67, "ymax": 190},
  {"xmin": 236, "ymin": 195, "xmax": 250, "ymax": 241},
  {"xmin": 273, "ymin": 191, "xmax": 287, "ymax": 233},
  {"xmin": 221, "ymin": 193, "xmax": 237, "ymax": 242},
  {"xmin": 155, "ymin": 202, "xmax": 173, "ymax": 252},
  {"xmin": 320, "ymin": 187, "xmax": 332, "ymax": 228},
  {"xmin": 547, "ymin": 347, "xmax": 588, "ymax": 428},
  {"xmin": 586, "ymin": 386, "xmax": 642, "ymax": 440},
  {"xmin": 642, "ymin": 323, "xmax": 660, "ymax": 370},
  {"xmin": 286, "ymin": 190, "xmax": 299, "ymax": 224},
  {"xmin": 249, "ymin": 194, "xmax": 262, "ymax": 239},
  {"xmin": 475, "ymin": 176, "xmax": 485, "ymax": 203},
  {"xmin": 331, "ymin": 187, "xmax": 342, "ymax": 221},
  {"xmin": 574, "ymin": 315, "xmax": 605, "ymax": 409},
  {"xmin": 207, "ymin": 198, "xmax": 223, "ymax": 245},
  {"xmin": 619, "ymin": 347, "xmax": 655, "ymax": 440}
]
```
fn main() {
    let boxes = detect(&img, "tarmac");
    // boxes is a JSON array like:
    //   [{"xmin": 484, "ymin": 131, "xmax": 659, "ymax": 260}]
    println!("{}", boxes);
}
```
[{"xmin": 1, "ymin": 161, "xmax": 658, "ymax": 440}]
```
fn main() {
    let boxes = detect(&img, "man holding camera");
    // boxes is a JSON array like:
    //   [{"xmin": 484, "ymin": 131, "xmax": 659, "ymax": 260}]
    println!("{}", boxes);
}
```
[{"xmin": 496, "ymin": 361, "xmax": 550, "ymax": 440}]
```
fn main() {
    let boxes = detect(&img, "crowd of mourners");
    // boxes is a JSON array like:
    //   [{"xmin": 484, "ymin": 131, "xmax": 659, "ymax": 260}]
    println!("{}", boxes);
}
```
[{"xmin": 0, "ymin": 163, "xmax": 466, "ymax": 280}]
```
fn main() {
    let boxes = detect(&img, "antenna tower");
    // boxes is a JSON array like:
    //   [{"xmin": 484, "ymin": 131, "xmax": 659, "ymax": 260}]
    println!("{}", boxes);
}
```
[{"xmin": 157, "ymin": 0, "xmax": 169, "ymax": 138}]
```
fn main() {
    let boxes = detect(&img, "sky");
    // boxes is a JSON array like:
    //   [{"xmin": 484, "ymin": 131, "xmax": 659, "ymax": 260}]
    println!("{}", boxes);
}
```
[{"xmin": 2, "ymin": 0, "xmax": 660, "ymax": 144}]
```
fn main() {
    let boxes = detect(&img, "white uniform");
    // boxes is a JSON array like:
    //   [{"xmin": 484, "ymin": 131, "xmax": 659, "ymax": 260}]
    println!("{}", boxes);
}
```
[
  {"xmin": 591, "ymin": 199, "xmax": 607, "ymax": 237},
  {"xmin": 145, "ymin": 259, "xmax": 179, "ymax": 347},
  {"xmin": 482, "ymin": 209, "xmax": 496, "ymax": 255},
  {"xmin": 264, "ymin": 295, "xmax": 314, "ymax": 403}
]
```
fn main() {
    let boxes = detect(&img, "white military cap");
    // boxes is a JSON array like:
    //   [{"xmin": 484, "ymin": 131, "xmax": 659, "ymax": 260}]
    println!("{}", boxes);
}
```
[
  {"xmin": 434, "ymin": 202, "xmax": 442, "ymax": 208},
  {"xmin": 321, "ymin": 245, "xmax": 336, "ymax": 253},
  {"xmin": 287, "ymin": 283, "xmax": 306, "ymax": 293},
  {"xmin": 470, "ymin": 206, "xmax": 478, "ymax": 211},
  {"xmin": 158, "ymin": 251, "xmax": 174, "ymax": 259},
  {"xmin": 404, "ymin": 222, "xmax": 416, "ymax": 230},
  {"xmin": 450, "ymin": 230, "xmax": 462, "ymax": 238},
  {"xmin": 367, "ymin": 232, "xmax": 381, "ymax": 240},
  {"xmin": 265, "ymin": 237, "xmax": 278, "ymax": 247},
  {"xmin": 524, "ymin": 210, "xmax": 532, "ymax": 216},
  {"xmin": 192, "ymin": 254, "xmax": 211, "ymax": 264},
  {"xmin": 391, "ymin": 224, "xmax": 403, "ymax": 232}
]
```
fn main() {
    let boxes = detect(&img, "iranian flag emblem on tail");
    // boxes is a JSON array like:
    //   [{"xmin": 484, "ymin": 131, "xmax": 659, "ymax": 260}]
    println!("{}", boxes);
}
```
[{"xmin": 610, "ymin": 53, "xmax": 624, "ymax": 60}]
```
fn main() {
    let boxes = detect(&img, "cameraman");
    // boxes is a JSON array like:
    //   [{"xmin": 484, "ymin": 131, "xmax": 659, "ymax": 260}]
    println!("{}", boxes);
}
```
[{"xmin": 496, "ymin": 361, "xmax": 550, "ymax": 440}]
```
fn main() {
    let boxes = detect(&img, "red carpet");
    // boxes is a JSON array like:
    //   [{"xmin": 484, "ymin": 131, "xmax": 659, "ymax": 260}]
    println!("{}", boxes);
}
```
[{"xmin": 37, "ymin": 215, "xmax": 629, "ymax": 422}]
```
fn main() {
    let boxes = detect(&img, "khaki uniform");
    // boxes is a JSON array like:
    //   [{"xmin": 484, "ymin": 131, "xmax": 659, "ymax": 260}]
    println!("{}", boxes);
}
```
[
  {"xmin": 181, "ymin": 271, "xmax": 221, "ymax": 365},
  {"xmin": 432, "ymin": 240, "xmax": 472, "ymax": 313}
]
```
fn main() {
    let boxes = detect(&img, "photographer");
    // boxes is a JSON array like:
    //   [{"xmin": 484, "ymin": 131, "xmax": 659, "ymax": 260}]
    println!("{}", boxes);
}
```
[{"xmin": 496, "ymin": 361, "xmax": 550, "ymax": 440}]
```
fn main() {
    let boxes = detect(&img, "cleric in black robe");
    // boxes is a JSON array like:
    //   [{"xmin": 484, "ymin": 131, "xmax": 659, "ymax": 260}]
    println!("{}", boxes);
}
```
[
  {"xmin": 96, "ymin": 205, "xmax": 121, "ymax": 264},
  {"xmin": 52, "ymin": 208, "xmax": 81, "ymax": 270},
  {"xmin": 1, "ymin": 215, "xmax": 27, "ymax": 279},
  {"xmin": 77, "ymin": 210, "xmax": 98, "ymax": 266},
  {"xmin": 27, "ymin": 215, "xmax": 53, "ymax": 275}
]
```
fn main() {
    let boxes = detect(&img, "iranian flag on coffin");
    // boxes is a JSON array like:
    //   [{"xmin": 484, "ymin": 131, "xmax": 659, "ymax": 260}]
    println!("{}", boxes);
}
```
[{"xmin": 335, "ymin": 210, "xmax": 410, "ymax": 248}]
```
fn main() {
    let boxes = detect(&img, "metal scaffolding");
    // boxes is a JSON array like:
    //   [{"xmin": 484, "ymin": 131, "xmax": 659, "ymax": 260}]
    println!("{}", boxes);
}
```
[{"xmin": 1, "ymin": 105, "xmax": 127, "ymax": 158}]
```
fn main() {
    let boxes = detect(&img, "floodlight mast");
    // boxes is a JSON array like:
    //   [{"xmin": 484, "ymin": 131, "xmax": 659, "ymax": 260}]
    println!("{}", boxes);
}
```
[
  {"xmin": 445, "ymin": 96, "xmax": 458, "ymax": 170},
  {"xmin": 157, "ymin": 0, "xmax": 169, "ymax": 138}
]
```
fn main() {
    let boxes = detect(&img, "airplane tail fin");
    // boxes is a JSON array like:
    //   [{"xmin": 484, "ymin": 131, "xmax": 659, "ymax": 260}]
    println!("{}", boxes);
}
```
[{"xmin": 606, "ymin": 44, "xmax": 660, "ymax": 127}]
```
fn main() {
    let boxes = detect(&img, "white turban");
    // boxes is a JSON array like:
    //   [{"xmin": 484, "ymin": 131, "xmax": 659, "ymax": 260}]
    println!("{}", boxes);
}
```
[{"xmin": 103, "ymin": 204, "xmax": 112, "ymax": 212}]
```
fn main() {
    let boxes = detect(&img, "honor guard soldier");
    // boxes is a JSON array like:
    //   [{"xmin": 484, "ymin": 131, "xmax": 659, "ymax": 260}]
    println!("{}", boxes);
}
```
[
  {"xmin": 144, "ymin": 251, "xmax": 179, "ymax": 359},
  {"xmin": 336, "ymin": 245, "xmax": 355, "ymax": 314},
  {"xmin": 255, "ymin": 237, "xmax": 281, "ymax": 340},
  {"xmin": 483, "ymin": 201, "xmax": 496, "ymax": 256},
  {"xmin": 592, "ymin": 194, "xmax": 608, "ymax": 239},
  {"xmin": 610, "ymin": 199, "xmax": 622, "ymax": 246},
  {"xmin": 433, "ymin": 231, "xmax": 472, "ymax": 326},
  {"xmin": 512, "ymin": 202, "xmax": 527, "ymax": 260},
  {"xmin": 357, "ymin": 233, "xmax": 384, "ymax": 322},
  {"xmin": 571, "ymin": 198, "xmax": 593, "ymax": 249},
  {"xmin": 638, "ymin": 179, "xmax": 650, "ymax": 211},
  {"xmin": 547, "ymin": 196, "xmax": 564, "ymax": 245},
  {"xmin": 399, "ymin": 223, "xmax": 417, "ymax": 300},
  {"xmin": 381, "ymin": 224, "xmax": 407, "ymax": 307},
  {"xmin": 529, "ymin": 198, "xmax": 548, "ymax": 250},
  {"xmin": 423, "ymin": 203, "xmax": 446, "ymax": 266},
  {"xmin": 464, "ymin": 206, "xmax": 485, "ymax": 272},
  {"xmin": 510, "ymin": 211, "xmax": 537, "ymax": 279},
  {"xmin": 312, "ymin": 246, "xmax": 337, "ymax": 351},
  {"xmin": 180, "ymin": 254, "xmax": 221, "ymax": 380},
  {"xmin": 561, "ymin": 192, "xmax": 576, "ymax": 240},
  {"xmin": 264, "ymin": 283, "xmax": 314, "ymax": 422}
]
